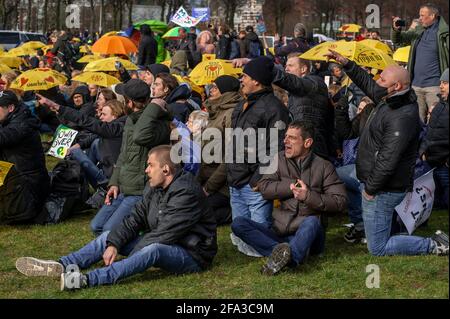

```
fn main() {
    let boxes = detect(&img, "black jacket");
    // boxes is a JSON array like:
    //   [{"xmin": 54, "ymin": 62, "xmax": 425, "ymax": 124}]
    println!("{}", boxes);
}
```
[
  {"xmin": 57, "ymin": 105, "xmax": 126, "ymax": 178},
  {"xmin": 244, "ymin": 32, "xmax": 264, "ymax": 58},
  {"xmin": 274, "ymin": 36, "xmax": 310, "ymax": 57},
  {"xmin": 273, "ymin": 69, "xmax": 335, "ymax": 159},
  {"xmin": 216, "ymin": 34, "xmax": 232, "ymax": 60},
  {"xmin": 166, "ymin": 84, "xmax": 195, "ymax": 123},
  {"xmin": 0, "ymin": 104, "xmax": 50, "ymax": 223},
  {"xmin": 137, "ymin": 25, "xmax": 158, "ymax": 66},
  {"xmin": 227, "ymin": 88, "xmax": 290, "ymax": 188},
  {"xmin": 419, "ymin": 95, "xmax": 449, "ymax": 167},
  {"xmin": 106, "ymin": 170, "xmax": 217, "ymax": 270},
  {"xmin": 343, "ymin": 61, "xmax": 421, "ymax": 195}
]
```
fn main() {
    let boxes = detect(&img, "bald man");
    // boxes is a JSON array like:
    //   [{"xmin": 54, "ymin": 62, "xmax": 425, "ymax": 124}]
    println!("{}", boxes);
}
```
[{"xmin": 324, "ymin": 50, "xmax": 449, "ymax": 257}]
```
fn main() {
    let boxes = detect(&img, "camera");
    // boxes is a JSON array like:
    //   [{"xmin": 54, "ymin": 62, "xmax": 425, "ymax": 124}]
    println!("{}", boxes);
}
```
[{"xmin": 395, "ymin": 19, "xmax": 407, "ymax": 27}]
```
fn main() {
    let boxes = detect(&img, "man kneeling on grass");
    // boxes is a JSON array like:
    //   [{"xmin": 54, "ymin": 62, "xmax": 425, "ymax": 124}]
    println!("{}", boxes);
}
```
[
  {"xmin": 16, "ymin": 145, "xmax": 217, "ymax": 290},
  {"xmin": 231, "ymin": 121, "xmax": 347, "ymax": 275}
]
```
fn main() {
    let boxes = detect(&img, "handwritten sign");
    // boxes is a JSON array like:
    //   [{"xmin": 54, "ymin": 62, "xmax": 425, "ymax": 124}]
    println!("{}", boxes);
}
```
[
  {"xmin": 171, "ymin": 6, "xmax": 206, "ymax": 28},
  {"xmin": 47, "ymin": 125, "xmax": 78, "ymax": 159},
  {"xmin": 395, "ymin": 169, "xmax": 435, "ymax": 235},
  {"xmin": 0, "ymin": 161, "xmax": 14, "ymax": 187}
]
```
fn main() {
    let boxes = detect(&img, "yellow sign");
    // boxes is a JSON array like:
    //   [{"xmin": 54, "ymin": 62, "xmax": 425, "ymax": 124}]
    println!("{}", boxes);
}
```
[{"xmin": 0, "ymin": 161, "xmax": 14, "ymax": 187}]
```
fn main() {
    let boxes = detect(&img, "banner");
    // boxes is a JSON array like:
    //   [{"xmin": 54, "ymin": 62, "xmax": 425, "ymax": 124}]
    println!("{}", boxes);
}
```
[
  {"xmin": 171, "ymin": 6, "xmax": 207, "ymax": 28},
  {"xmin": 395, "ymin": 169, "xmax": 435, "ymax": 235},
  {"xmin": 256, "ymin": 14, "xmax": 267, "ymax": 34},
  {"xmin": 47, "ymin": 125, "xmax": 78, "ymax": 159},
  {"xmin": 192, "ymin": 7, "xmax": 210, "ymax": 22},
  {"xmin": 0, "ymin": 161, "xmax": 14, "ymax": 187}
]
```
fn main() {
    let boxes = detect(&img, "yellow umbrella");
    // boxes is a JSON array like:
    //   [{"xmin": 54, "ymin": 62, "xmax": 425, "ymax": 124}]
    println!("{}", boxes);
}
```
[
  {"xmin": 102, "ymin": 31, "xmax": 119, "ymax": 37},
  {"xmin": 77, "ymin": 55, "xmax": 103, "ymax": 63},
  {"xmin": 84, "ymin": 57, "xmax": 138, "ymax": 72},
  {"xmin": 161, "ymin": 60, "xmax": 171, "ymax": 67},
  {"xmin": 3, "ymin": 46, "xmax": 36, "ymax": 57},
  {"xmin": 20, "ymin": 41, "xmax": 46, "ymax": 50},
  {"xmin": 72, "ymin": 71, "xmax": 120, "ymax": 87},
  {"xmin": 173, "ymin": 74, "xmax": 205, "ymax": 96},
  {"xmin": 393, "ymin": 46, "xmax": 410, "ymax": 63},
  {"xmin": 72, "ymin": 37, "xmax": 81, "ymax": 43},
  {"xmin": 300, "ymin": 41, "xmax": 397, "ymax": 70},
  {"xmin": 189, "ymin": 59, "xmax": 242, "ymax": 86},
  {"xmin": 359, "ymin": 39, "xmax": 393, "ymax": 56},
  {"xmin": 0, "ymin": 63, "xmax": 12, "ymax": 73},
  {"xmin": 10, "ymin": 68, "xmax": 67, "ymax": 91},
  {"xmin": 0, "ymin": 56, "xmax": 23, "ymax": 68},
  {"xmin": 202, "ymin": 54, "xmax": 216, "ymax": 62},
  {"xmin": 339, "ymin": 24, "xmax": 362, "ymax": 33},
  {"xmin": 41, "ymin": 44, "xmax": 53, "ymax": 53},
  {"xmin": 0, "ymin": 45, "xmax": 4, "ymax": 54},
  {"xmin": 80, "ymin": 45, "xmax": 92, "ymax": 53}
]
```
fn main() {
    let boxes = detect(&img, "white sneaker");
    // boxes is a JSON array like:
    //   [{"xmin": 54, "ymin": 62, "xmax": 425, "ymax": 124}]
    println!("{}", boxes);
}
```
[
  {"xmin": 16, "ymin": 257, "xmax": 64, "ymax": 277},
  {"xmin": 230, "ymin": 233, "xmax": 263, "ymax": 257}
]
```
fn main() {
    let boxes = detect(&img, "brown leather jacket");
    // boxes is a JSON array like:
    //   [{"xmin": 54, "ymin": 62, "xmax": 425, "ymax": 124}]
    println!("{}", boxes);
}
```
[{"xmin": 258, "ymin": 151, "xmax": 347, "ymax": 236}]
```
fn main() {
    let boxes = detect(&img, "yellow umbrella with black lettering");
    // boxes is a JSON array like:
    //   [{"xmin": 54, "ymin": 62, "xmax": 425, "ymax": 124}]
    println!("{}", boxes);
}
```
[
  {"xmin": 10, "ymin": 68, "xmax": 67, "ymax": 91},
  {"xmin": 72, "ymin": 71, "xmax": 120, "ymax": 87}
]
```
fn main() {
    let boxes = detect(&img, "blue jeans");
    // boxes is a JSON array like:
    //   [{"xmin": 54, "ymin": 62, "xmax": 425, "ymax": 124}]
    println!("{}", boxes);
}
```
[
  {"xmin": 231, "ymin": 216, "xmax": 325, "ymax": 265},
  {"xmin": 361, "ymin": 186, "xmax": 433, "ymax": 256},
  {"xmin": 59, "ymin": 231, "xmax": 201, "ymax": 286},
  {"xmin": 71, "ymin": 139, "xmax": 108, "ymax": 188},
  {"xmin": 434, "ymin": 166, "xmax": 449, "ymax": 209},
  {"xmin": 90, "ymin": 193, "xmax": 142, "ymax": 236},
  {"xmin": 336, "ymin": 164, "xmax": 362, "ymax": 226},
  {"xmin": 229, "ymin": 185, "xmax": 273, "ymax": 227}
]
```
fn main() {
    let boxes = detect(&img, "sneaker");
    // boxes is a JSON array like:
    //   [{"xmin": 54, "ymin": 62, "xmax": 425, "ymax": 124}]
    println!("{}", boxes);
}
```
[
  {"xmin": 344, "ymin": 225, "xmax": 366, "ymax": 244},
  {"xmin": 86, "ymin": 187, "xmax": 107, "ymax": 209},
  {"xmin": 230, "ymin": 233, "xmax": 263, "ymax": 257},
  {"xmin": 431, "ymin": 230, "xmax": 449, "ymax": 256},
  {"xmin": 60, "ymin": 272, "xmax": 88, "ymax": 291},
  {"xmin": 16, "ymin": 257, "xmax": 64, "ymax": 277},
  {"xmin": 261, "ymin": 243, "xmax": 291, "ymax": 276}
]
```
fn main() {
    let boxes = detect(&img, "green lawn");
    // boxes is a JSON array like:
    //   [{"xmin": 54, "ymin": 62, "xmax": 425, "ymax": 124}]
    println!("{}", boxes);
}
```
[{"xmin": 0, "ymin": 155, "xmax": 448, "ymax": 298}]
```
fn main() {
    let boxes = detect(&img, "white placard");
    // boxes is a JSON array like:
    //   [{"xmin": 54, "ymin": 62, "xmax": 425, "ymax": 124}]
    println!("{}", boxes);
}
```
[
  {"xmin": 171, "ymin": 6, "xmax": 206, "ymax": 28},
  {"xmin": 47, "ymin": 125, "xmax": 78, "ymax": 159}
]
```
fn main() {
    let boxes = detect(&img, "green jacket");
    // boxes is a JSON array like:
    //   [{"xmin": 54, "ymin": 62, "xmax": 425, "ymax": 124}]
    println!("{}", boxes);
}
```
[{"xmin": 391, "ymin": 17, "xmax": 449, "ymax": 81}]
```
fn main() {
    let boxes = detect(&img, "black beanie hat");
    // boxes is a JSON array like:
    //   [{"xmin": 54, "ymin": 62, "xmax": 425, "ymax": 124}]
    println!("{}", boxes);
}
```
[
  {"xmin": 243, "ymin": 56, "xmax": 275, "ymax": 87},
  {"xmin": 146, "ymin": 64, "xmax": 170, "ymax": 77},
  {"xmin": 214, "ymin": 75, "xmax": 241, "ymax": 94}
]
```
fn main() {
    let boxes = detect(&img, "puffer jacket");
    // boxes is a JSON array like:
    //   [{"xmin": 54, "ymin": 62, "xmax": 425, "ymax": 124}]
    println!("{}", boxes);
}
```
[
  {"xmin": 106, "ymin": 170, "xmax": 217, "ymax": 270},
  {"xmin": 273, "ymin": 68, "xmax": 335, "ymax": 159},
  {"xmin": 0, "ymin": 104, "xmax": 50, "ymax": 223},
  {"xmin": 198, "ymin": 91, "xmax": 241, "ymax": 195},
  {"xmin": 343, "ymin": 61, "xmax": 421, "ymax": 196},
  {"xmin": 258, "ymin": 151, "xmax": 347, "ymax": 237}
]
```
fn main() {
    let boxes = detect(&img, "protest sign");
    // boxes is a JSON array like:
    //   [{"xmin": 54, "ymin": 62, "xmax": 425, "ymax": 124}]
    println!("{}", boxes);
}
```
[
  {"xmin": 47, "ymin": 125, "xmax": 78, "ymax": 159},
  {"xmin": 0, "ymin": 161, "xmax": 14, "ymax": 187},
  {"xmin": 395, "ymin": 169, "xmax": 435, "ymax": 235},
  {"xmin": 192, "ymin": 7, "xmax": 210, "ymax": 22},
  {"xmin": 171, "ymin": 6, "xmax": 207, "ymax": 27}
]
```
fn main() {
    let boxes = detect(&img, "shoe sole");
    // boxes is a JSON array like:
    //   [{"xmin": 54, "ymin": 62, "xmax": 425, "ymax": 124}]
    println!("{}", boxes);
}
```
[
  {"xmin": 16, "ymin": 257, "xmax": 64, "ymax": 277},
  {"xmin": 261, "ymin": 243, "xmax": 291, "ymax": 276}
]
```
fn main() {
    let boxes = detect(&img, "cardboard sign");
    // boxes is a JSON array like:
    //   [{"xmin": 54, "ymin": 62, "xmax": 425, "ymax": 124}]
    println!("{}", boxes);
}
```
[
  {"xmin": 47, "ymin": 125, "xmax": 78, "ymax": 159},
  {"xmin": 171, "ymin": 6, "xmax": 206, "ymax": 28},
  {"xmin": 395, "ymin": 169, "xmax": 436, "ymax": 235},
  {"xmin": 0, "ymin": 161, "xmax": 14, "ymax": 187},
  {"xmin": 192, "ymin": 7, "xmax": 210, "ymax": 22}
]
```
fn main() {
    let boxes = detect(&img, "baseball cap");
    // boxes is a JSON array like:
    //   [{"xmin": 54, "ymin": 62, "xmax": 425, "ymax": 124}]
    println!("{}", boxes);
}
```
[
  {"xmin": 0, "ymin": 90, "xmax": 19, "ymax": 107},
  {"xmin": 114, "ymin": 79, "xmax": 150, "ymax": 103}
]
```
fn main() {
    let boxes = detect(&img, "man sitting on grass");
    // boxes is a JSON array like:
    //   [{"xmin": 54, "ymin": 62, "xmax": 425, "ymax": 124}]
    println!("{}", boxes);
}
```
[
  {"xmin": 16, "ymin": 145, "xmax": 217, "ymax": 290},
  {"xmin": 231, "ymin": 121, "xmax": 348, "ymax": 275}
]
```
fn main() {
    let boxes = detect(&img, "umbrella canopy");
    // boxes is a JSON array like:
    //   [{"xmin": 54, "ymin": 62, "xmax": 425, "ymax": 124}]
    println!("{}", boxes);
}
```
[
  {"xmin": 0, "ymin": 45, "xmax": 3, "ymax": 54},
  {"xmin": 360, "ymin": 39, "xmax": 393, "ymax": 56},
  {"xmin": 173, "ymin": 74, "xmax": 205, "ymax": 96},
  {"xmin": 77, "ymin": 55, "xmax": 103, "ymax": 63},
  {"xmin": 3, "ymin": 46, "xmax": 36, "ymax": 57},
  {"xmin": 300, "ymin": 41, "xmax": 397, "ymax": 70},
  {"xmin": 189, "ymin": 59, "xmax": 242, "ymax": 86},
  {"xmin": 134, "ymin": 20, "xmax": 168, "ymax": 33},
  {"xmin": 0, "ymin": 63, "xmax": 12, "ymax": 73},
  {"xmin": 10, "ymin": 68, "xmax": 67, "ymax": 91},
  {"xmin": 202, "ymin": 54, "xmax": 216, "ymax": 62},
  {"xmin": 161, "ymin": 59, "xmax": 171, "ymax": 67},
  {"xmin": 393, "ymin": 46, "xmax": 411, "ymax": 63},
  {"xmin": 20, "ymin": 41, "xmax": 46, "ymax": 50},
  {"xmin": 84, "ymin": 57, "xmax": 138, "ymax": 72},
  {"xmin": 0, "ymin": 56, "xmax": 23, "ymax": 68},
  {"xmin": 339, "ymin": 24, "xmax": 362, "ymax": 33},
  {"xmin": 72, "ymin": 71, "xmax": 120, "ymax": 87},
  {"xmin": 162, "ymin": 27, "xmax": 188, "ymax": 40},
  {"xmin": 80, "ymin": 45, "xmax": 92, "ymax": 53},
  {"xmin": 91, "ymin": 35, "xmax": 138, "ymax": 55}
]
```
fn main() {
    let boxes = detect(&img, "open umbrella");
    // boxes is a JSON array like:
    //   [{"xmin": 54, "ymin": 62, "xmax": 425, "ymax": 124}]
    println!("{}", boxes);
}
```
[
  {"xmin": 300, "ymin": 41, "xmax": 397, "ymax": 70},
  {"xmin": 20, "ymin": 41, "xmax": 46, "ymax": 50},
  {"xmin": 3, "ymin": 46, "xmax": 36, "ymax": 57},
  {"xmin": 393, "ymin": 46, "xmax": 410, "ymax": 63},
  {"xmin": 202, "ymin": 54, "xmax": 216, "ymax": 62},
  {"xmin": 77, "ymin": 55, "xmax": 103, "ymax": 63},
  {"xmin": 91, "ymin": 35, "xmax": 138, "ymax": 55},
  {"xmin": 10, "ymin": 68, "xmax": 67, "ymax": 91},
  {"xmin": 173, "ymin": 74, "xmax": 205, "ymax": 96},
  {"xmin": 360, "ymin": 39, "xmax": 393, "ymax": 56},
  {"xmin": 189, "ymin": 59, "xmax": 242, "ymax": 86},
  {"xmin": 0, "ymin": 56, "xmax": 23, "ymax": 68},
  {"xmin": 134, "ymin": 20, "xmax": 168, "ymax": 34},
  {"xmin": 72, "ymin": 71, "xmax": 120, "ymax": 87},
  {"xmin": 0, "ymin": 63, "xmax": 12, "ymax": 73},
  {"xmin": 162, "ymin": 27, "xmax": 188, "ymax": 40},
  {"xmin": 80, "ymin": 45, "xmax": 92, "ymax": 53},
  {"xmin": 339, "ymin": 24, "xmax": 362, "ymax": 33},
  {"xmin": 84, "ymin": 57, "xmax": 138, "ymax": 72}
]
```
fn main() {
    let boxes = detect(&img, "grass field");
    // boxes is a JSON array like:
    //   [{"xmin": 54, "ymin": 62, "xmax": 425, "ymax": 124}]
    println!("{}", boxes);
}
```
[{"xmin": 0, "ymin": 156, "xmax": 448, "ymax": 299}]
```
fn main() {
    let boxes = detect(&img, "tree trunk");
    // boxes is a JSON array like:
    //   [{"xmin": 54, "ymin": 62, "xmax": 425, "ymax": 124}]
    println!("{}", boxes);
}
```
[
  {"xmin": 26, "ymin": 0, "xmax": 31, "ymax": 30},
  {"xmin": 128, "ymin": 0, "xmax": 133, "ymax": 27},
  {"xmin": 43, "ymin": 0, "xmax": 49, "ymax": 33},
  {"xmin": 89, "ymin": 0, "xmax": 95, "ymax": 33},
  {"xmin": 118, "ymin": 1, "xmax": 123, "ymax": 29},
  {"xmin": 56, "ymin": 0, "xmax": 61, "ymax": 30},
  {"xmin": 228, "ymin": 2, "xmax": 236, "ymax": 28}
]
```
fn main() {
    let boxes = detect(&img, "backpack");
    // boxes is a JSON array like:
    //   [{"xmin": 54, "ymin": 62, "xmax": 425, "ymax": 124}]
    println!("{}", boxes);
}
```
[{"xmin": 248, "ymin": 40, "xmax": 262, "ymax": 58}]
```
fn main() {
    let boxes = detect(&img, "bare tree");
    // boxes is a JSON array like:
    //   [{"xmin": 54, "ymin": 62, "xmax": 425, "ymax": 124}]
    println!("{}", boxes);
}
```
[
  {"xmin": 0, "ymin": 0, "xmax": 20, "ymax": 29},
  {"xmin": 125, "ymin": 0, "xmax": 133, "ymax": 26},
  {"xmin": 26, "ymin": 0, "xmax": 32, "ymax": 30},
  {"xmin": 221, "ymin": 0, "xmax": 246, "ymax": 28}
]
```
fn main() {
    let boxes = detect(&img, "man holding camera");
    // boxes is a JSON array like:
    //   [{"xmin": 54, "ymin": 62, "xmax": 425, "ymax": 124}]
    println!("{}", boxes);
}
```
[{"xmin": 391, "ymin": 3, "xmax": 449, "ymax": 123}]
